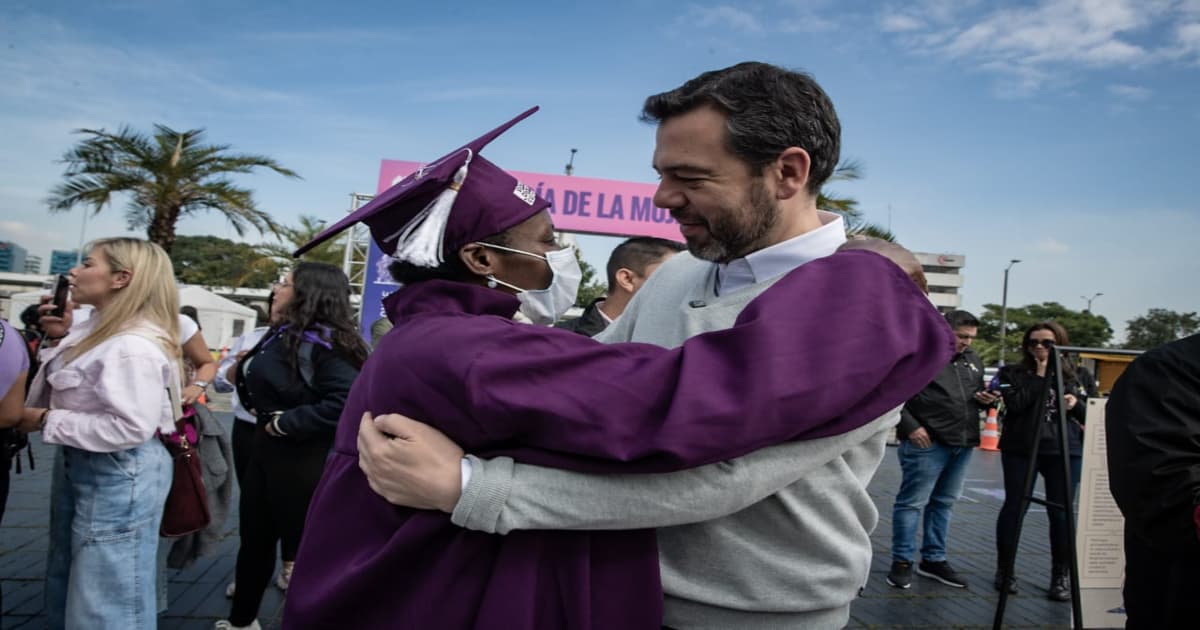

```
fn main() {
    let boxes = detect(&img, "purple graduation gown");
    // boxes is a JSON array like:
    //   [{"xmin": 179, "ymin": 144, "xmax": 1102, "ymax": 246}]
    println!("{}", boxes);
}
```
[{"xmin": 283, "ymin": 250, "xmax": 954, "ymax": 629}]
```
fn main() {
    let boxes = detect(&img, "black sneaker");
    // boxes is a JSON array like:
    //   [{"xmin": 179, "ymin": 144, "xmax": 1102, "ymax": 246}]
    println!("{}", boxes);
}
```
[
  {"xmin": 886, "ymin": 560, "xmax": 913, "ymax": 589},
  {"xmin": 917, "ymin": 560, "xmax": 968, "ymax": 588}
]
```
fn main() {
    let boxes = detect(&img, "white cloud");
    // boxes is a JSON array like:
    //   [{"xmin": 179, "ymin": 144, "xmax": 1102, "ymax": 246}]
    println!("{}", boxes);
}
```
[
  {"xmin": 881, "ymin": 0, "xmax": 1200, "ymax": 93},
  {"xmin": 881, "ymin": 13, "xmax": 924, "ymax": 32},
  {"xmin": 0, "ymin": 221, "xmax": 35, "ymax": 238},
  {"xmin": 1108, "ymin": 83, "xmax": 1152, "ymax": 100},
  {"xmin": 1036, "ymin": 238, "xmax": 1071, "ymax": 254},
  {"xmin": 684, "ymin": 5, "xmax": 764, "ymax": 34}
]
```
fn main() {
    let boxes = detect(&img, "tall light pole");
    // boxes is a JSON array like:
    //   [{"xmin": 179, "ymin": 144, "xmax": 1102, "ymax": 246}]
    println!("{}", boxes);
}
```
[
  {"xmin": 1081, "ymin": 292, "xmax": 1103, "ymax": 312},
  {"xmin": 564, "ymin": 148, "xmax": 578, "ymax": 176},
  {"xmin": 998, "ymin": 259, "xmax": 1021, "ymax": 366}
]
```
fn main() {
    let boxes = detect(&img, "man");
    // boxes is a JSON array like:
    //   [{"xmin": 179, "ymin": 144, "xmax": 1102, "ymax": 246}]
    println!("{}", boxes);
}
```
[
  {"xmin": 886, "ymin": 310, "xmax": 998, "ymax": 589},
  {"xmin": 360, "ymin": 62, "xmax": 947, "ymax": 628},
  {"xmin": 1106, "ymin": 333, "xmax": 1200, "ymax": 629},
  {"xmin": 556, "ymin": 236, "xmax": 683, "ymax": 336}
]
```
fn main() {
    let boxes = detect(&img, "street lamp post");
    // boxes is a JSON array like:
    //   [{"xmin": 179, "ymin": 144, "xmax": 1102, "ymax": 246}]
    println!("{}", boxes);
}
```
[
  {"xmin": 564, "ymin": 148, "xmax": 578, "ymax": 176},
  {"xmin": 998, "ymin": 259, "xmax": 1022, "ymax": 366},
  {"xmin": 1081, "ymin": 292, "xmax": 1103, "ymax": 312}
]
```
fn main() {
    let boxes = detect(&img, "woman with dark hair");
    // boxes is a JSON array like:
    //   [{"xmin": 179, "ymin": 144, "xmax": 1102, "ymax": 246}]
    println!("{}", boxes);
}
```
[
  {"xmin": 993, "ymin": 321, "xmax": 1092, "ymax": 600},
  {"xmin": 216, "ymin": 262, "xmax": 367, "ymax": 630}
]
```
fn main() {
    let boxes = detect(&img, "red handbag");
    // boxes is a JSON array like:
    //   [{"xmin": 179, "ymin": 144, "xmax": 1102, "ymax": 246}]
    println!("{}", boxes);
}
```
[{"xmin": 158, "ymin": 406, "xmax": 211, "ymax": 537}]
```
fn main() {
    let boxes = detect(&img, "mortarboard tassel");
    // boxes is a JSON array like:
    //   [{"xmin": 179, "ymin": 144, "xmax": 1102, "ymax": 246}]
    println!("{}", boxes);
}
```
[{"xmin": 390, "ymin": 149, "xmax": 474, "ymax": 267}]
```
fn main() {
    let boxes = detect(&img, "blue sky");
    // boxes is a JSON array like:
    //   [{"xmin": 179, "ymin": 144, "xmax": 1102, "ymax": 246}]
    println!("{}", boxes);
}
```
[{"xmin": 2, "ymin": 0, "xmax": 1198, "ymax": 341}]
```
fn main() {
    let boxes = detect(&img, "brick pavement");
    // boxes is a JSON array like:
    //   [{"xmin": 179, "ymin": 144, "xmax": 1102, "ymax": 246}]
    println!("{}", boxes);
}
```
[{"xmin": 3, "ymin": 403, "xmax": 1075, "ymax": 629}]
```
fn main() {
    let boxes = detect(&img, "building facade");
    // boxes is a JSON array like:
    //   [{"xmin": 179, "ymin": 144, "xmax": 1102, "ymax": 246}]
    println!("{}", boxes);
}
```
[
  {"xmin": 0, "ymin": 242, "xmax": 28, "ymax": 273},
  {"xmin": 914, "ymin": 251, "xmax": 965, "ymax": 314},
  {"xmin": 24, "ymin": 254, "xmax": 43, "ymax": 274},
  {"xmin": 49, "ymin": 250, "xmax": 79, "ymax": 275}
]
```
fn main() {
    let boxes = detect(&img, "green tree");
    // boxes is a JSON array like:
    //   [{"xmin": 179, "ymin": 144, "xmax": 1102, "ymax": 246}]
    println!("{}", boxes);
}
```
[
  {"xmin": 258, "ymin": 214, "xmax": 347, "ymax": 267},
  {"xmin": 817, "ymin": 160, "xmax": 895, "ymax": 241},
  {"xmin": 47, "ymin": 124, "xmax": 300, "ymax": 253},
  {"xmin": 573, "ymin": 247, "xmax": 607, "ymax": 307},
  {"xmin": 1123, "ymin": 308, "xmax": 1199, "ymax": 350},
  {"xmin": 974, "ymin": 302, "xmax": 1113, "ymax": 365},
  {"xmin": 170, "ymin": 235, "xmax": 280, "ymax": 288}
]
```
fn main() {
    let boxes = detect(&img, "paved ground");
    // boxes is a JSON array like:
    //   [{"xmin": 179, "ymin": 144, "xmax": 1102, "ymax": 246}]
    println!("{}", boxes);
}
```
[{"xmin": 2, "ymin": 399, "xmax": 1076, "ymax": 629}]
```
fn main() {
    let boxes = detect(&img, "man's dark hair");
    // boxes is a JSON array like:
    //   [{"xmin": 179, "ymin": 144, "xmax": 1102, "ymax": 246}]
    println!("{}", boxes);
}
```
[
  {"xmin": 606, "ymin": 237, "xmax": 685, "ymax": 292},
  {"xmin": 180, "ymin": 305, "xmax": 200, "ymax": 329},
  {"xmin": 946, "ymin": 310, "xmax": 980, "ymax": 329},
  {"xmin": 20, "ymin": 304, "xmax": 41, "ymax": 332},
  {"xmin": 640, "ymin": 61, "xmax": 841, "ymax": 195}
]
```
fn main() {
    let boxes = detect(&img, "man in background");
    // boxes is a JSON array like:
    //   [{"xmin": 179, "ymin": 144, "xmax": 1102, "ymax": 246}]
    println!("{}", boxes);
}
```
[
  {"xmin": 556, "ymin": 237, "xmax": 683, "ymax": 336},
  {"xmin": 887, "ymin": 310, "xmax": 998, "ymax": 589}
]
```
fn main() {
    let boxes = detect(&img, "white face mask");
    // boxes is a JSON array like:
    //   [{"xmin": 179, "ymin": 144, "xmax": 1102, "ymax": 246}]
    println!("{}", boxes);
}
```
[{"xmin": 479, "ymin": 243, "xmax": 582, "ymax": 326}]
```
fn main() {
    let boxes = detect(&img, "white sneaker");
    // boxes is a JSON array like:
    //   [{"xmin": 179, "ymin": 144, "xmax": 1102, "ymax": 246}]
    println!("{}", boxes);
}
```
[
  {"xmin": 214, "ymin": 620, "xmax": 260, "ymax": 630},
  {"xmin": 276, "ymin": 560, "xmax": 294, "ymax": 591},
  {"xmin": 224, "ymin": 581, "xmax": 236, "ymax": 598}
]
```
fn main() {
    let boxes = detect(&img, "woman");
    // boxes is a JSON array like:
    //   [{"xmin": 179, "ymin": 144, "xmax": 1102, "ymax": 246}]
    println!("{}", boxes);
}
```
[
  {"xmin": 19, "ymin": 238, "xmax": 182, "ymax": 628},
  {"xmin": 216, "ymin": 262, "xmax": 367, "ymax": 630},
  {"xmin": 178, "ymin": 306, "xmax": 218, "ymax": 405},
  {"xmin": 993, "ymin": 321, "xmax": 1091, "ymax": 601},
  {"xmin": 280, "ymin": 108, "xmax": 953, "ymax": 629}
]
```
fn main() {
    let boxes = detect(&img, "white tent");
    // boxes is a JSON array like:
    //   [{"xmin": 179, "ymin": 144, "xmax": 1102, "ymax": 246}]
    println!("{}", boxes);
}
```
[
  {"xmin": 8, "ymin": 286, "xmax": 255, "ymax": 350},
  {"xmin": 178, "ymin": 285, "xmax": 257, "ymax": 351}
]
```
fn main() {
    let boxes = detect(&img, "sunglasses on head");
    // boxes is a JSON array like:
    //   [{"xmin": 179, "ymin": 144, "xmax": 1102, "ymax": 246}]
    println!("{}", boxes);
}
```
[{"xmin": 1027, "ymin": 339, "xmax": 1056, "ymax": 349}]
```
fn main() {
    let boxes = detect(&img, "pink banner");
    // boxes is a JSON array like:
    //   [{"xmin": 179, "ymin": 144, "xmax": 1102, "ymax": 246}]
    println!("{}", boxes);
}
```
[{"xmin": 378, "ymin": 160, "xmax": 681, "ymax": 241}]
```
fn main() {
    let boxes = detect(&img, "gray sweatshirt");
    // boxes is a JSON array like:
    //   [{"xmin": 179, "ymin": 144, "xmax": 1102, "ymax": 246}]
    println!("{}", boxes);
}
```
[{"xmin": 453, "ymin": 252, "xmax": 897, "ymax": 629}]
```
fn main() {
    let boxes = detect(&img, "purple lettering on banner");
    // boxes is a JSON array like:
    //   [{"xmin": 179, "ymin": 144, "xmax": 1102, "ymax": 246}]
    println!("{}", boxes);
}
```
[
  {"xmin": 609, "ymin": 195, "xmax": 624, "ymax": 219},
  {"xmin": 630, "ymin": 196, "xmax": 654, "ymax": 223},
  {"xmin": 578, "ymin": 191, "xmax": 592, "ymax": 217},
  {"xmin": 562, "ymin": 190, "xmax": 578, "ymax": 216}
]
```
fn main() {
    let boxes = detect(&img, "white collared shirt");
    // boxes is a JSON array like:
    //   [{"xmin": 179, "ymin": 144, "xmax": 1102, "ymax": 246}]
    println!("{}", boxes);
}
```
[{"xmin": 716, "ymin": 211, "xmax": 847, "ymax": 295}]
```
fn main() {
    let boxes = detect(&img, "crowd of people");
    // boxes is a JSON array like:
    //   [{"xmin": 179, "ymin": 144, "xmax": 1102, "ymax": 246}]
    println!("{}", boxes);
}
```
[{"xmin": 0, "ymin": 60, "xmax": 1194, "ymax": 630}]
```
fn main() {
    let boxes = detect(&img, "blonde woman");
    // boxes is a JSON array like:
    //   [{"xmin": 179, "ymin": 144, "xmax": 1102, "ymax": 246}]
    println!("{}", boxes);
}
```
[{"xmin": 20, "ymin": 238, "xmax": 182, "ymax": 629}]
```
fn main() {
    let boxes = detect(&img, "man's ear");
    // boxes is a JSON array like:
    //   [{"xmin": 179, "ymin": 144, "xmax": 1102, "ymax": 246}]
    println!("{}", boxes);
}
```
[
  {"xmin": 459, "ymin": 243, "xmax": 499, "ymax": 278},
  {"xmin": 614, "ymin": 267, "xmax": 638, "ymax": 293},
  {"xmin": 771, "ymin": 147, "xmax": 812, "ymax": 201},
  {"xmin": 110, "ymin": 269, "xmax": 133, "ymax": 291}
]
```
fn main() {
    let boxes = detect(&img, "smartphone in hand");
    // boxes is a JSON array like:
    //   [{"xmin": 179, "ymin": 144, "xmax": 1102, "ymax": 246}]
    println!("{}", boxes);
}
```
[{"xmin": 49, "ymin": 274, "xmax": 70, "ymax": 317}]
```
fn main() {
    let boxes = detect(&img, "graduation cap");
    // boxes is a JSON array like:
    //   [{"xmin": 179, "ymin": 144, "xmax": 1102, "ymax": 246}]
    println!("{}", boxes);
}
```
[{"xmin": 295, "ymin": 107, "xmax": 549, "ymax": 266}]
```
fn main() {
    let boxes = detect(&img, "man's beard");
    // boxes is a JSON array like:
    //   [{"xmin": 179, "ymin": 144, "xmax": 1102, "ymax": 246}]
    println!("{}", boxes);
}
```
[{"xmin": 685, "ymin": 179, "xmax": 780, "ymax": 264}]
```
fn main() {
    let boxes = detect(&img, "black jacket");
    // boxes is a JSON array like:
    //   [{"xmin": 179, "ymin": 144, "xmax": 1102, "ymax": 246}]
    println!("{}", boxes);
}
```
[
  {"xmin": 236, "ymin": 330, "xmax": 360, "ymax": 444},
  {"xmin": 898, "ymin": 348, "xmax": 986, "ymax": 447},
  {"xmin": 1106, "ymin": 333, "xmax": 1200, "ymax": 552},
  {"xmin": 997, "ymin": 363, "xmax": 1090, "ymax": 456},
  {"xmin": 554, "ymin": 299, "xmax": 610, "ymax": 337}
]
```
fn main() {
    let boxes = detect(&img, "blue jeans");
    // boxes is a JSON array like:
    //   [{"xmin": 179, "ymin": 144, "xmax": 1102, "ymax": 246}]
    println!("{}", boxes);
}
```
[
  {"xmin": 45, "ymin": 442, "xmax": 172, "ymax": 629},
  {"xmin": 891, "ymin": 440, "xmax": 974, "ymax": 563}
]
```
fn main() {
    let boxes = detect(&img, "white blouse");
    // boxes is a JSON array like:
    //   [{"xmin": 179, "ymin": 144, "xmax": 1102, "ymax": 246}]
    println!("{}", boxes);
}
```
[{"xmin": 28, "ymin": 316, "xmax": 180, "ymax": 453}]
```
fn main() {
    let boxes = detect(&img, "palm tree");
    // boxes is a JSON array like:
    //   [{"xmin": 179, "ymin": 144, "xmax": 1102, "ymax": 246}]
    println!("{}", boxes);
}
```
[
  {"xmin": 818, "ymin": 160, "xmax": 895, "ymax": 241},
  {"xmin": 47, "ymin": 124, "xmax": 300, "ymax": 253},
  {"xmin": 257, "ymin": 215, "xmax": 347, "ymax": 267}
]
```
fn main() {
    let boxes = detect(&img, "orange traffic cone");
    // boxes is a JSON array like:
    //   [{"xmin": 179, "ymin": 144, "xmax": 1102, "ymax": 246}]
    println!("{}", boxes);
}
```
[{"xmin": 980, "ymin": 407, "xmax": 1000, "ymax": 451}]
